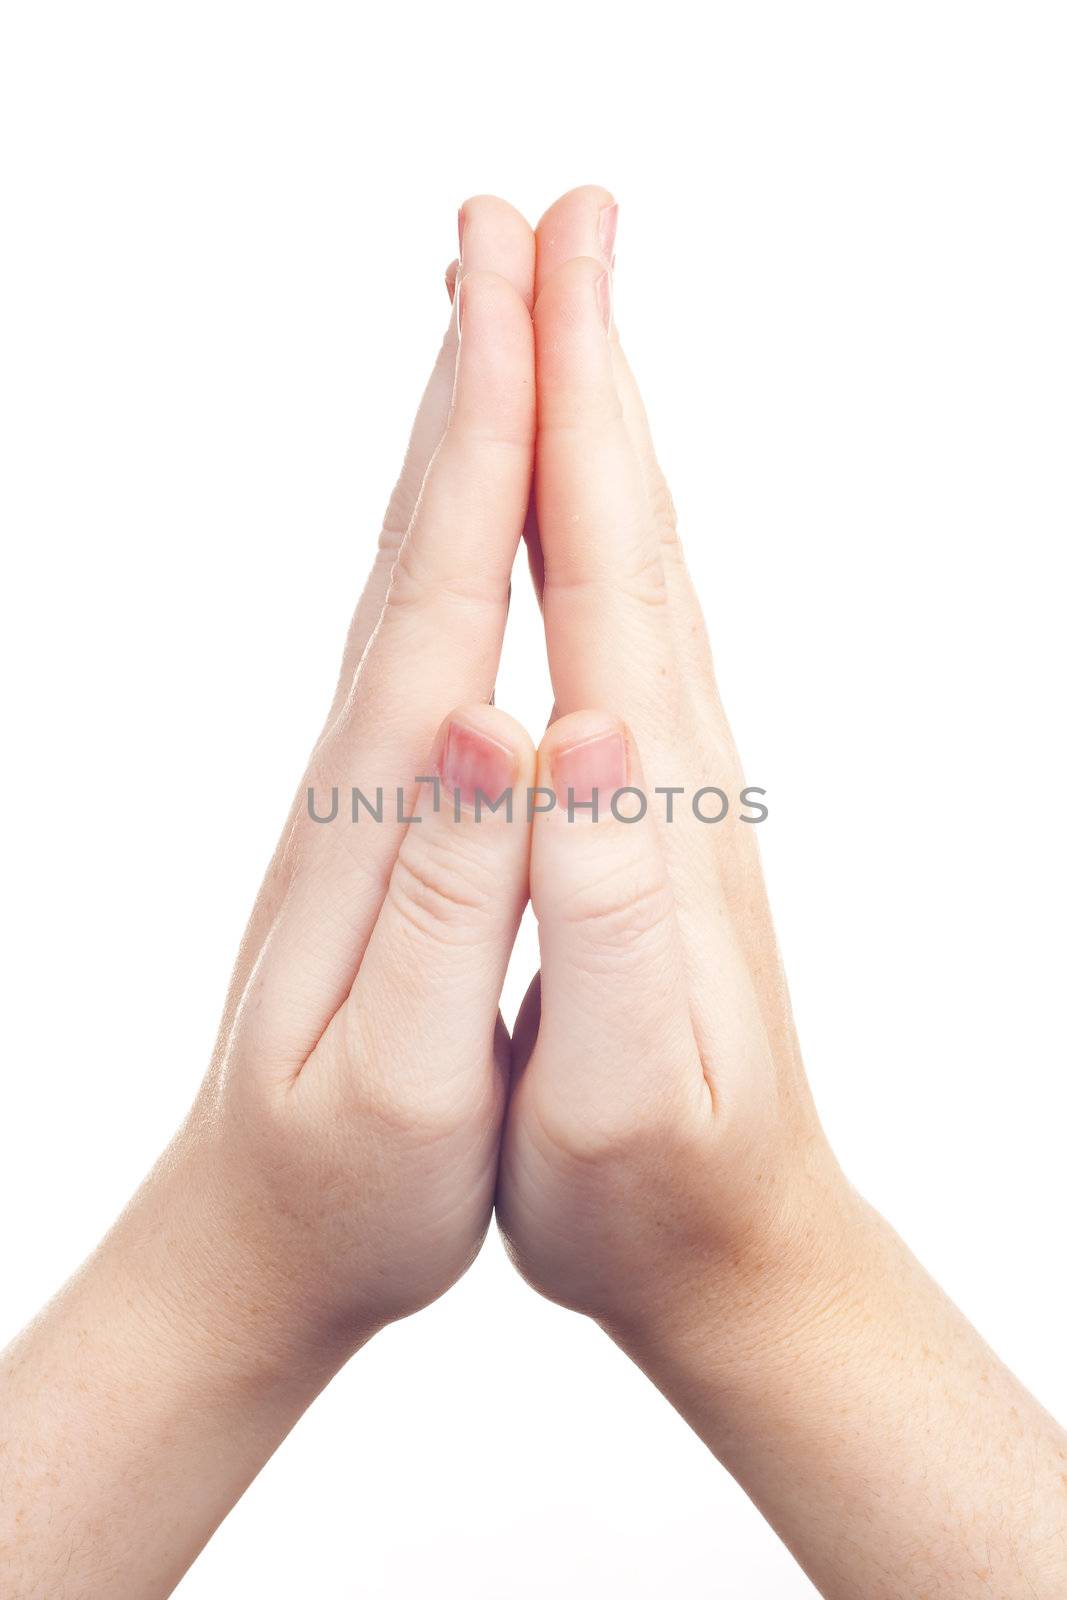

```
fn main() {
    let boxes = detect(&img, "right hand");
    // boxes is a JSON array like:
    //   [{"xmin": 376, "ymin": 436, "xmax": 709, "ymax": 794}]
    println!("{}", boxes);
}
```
[
  {"xmin": 150, "ymin": 196, "xmax": 538, "ymax": 1358},
  {"xmin": 0, "ymin": 198, "xmax": 550, "ymax": 1600}
]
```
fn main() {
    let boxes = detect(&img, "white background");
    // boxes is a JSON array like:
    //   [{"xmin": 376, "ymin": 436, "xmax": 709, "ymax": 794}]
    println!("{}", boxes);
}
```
[{"xmin": 2, "ymin": 4, "xmax": 1065, "ymax": 1595}]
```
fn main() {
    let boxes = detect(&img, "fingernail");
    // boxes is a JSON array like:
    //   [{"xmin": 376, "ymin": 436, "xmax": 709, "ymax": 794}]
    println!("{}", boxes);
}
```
[
  {"xmin": 594, "ymin": 270, "xmax": 612, "ymax": 334},
  {"xmin": 598, "ymin": 201, "xmax": 618, "ymax": 266},
  {"xmin": 457, "ymin": 206, "xmax": 465, "ymax": 258},
  {"xmin": 439, "ymin": 719, "xmax": 515, "ymax": 810},
  {"xmin": 551, "ymin": 728, "xmax": 628, "ymax": 807},
  {"xmin": 444, "ymin": 259, "xmax": 458, "ymax": 304}
]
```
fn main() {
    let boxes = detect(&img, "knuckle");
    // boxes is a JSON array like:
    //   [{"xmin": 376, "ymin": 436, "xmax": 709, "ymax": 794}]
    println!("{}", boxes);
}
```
[
  {"xmin": 387, "ymin": 841, "xmax": 494, "ymax": 948},
  {"xmin": 447, "ymin": 410, "xmax": 534, "ymax": 454},
  {"xmin": 534, "ymin": 1085, "xmax": 691, "ymax": 1171},
  {"xmin": 544, "ymin": 545, "xmax": 668, "ymax": 612},
  {"xmin": 383, "ymin": 537, "xmax": 430, "ymax": 611},
  {"xmin": 377, "ymin": 515, "xmax": 410, "ymax": 558},
  {"xmin": 348, "ymin": 1055, "xmax": 494, "ymax": 1149},
  {"xmin": 623, "ymin": 546, "xmax": 669, "ymax": 609},
  {"xmin": 552, "ymin": 1109, "xmax": 650, "ymax": 1168},
  {"xmin": 385, "ymin": 535, "xmax": 505, "ymax": 615},
  {"xmin": 648, "ymin": 471, "xmax": 680, "ymax": 549},
  {"xmin": 335, "ymin": 1003, "xmax": 497, "ymax": 1145},
  {"xmin": 359, "ymin": 1076, "xmax": 482, "ymax": 1146},
  {"xmin": 558, "ymin": 860, "xmax": 675, "ymax": 966}
]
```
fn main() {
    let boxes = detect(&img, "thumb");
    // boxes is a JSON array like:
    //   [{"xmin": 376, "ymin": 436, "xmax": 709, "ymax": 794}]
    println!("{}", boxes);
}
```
[
  {"xmin": 527, "ymin": 711, "xmax": 705, "ymax": 1145},
  {"xmin": 310, "ymin": 705, "xmax": 535, "ymax": 1129}
]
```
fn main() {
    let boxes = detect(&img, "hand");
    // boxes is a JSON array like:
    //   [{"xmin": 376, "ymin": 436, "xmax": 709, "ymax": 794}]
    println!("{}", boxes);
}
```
[
  {"xmin": 0, "ymin": 196, "xmax": 542, "ymax": 1598},
  {"xmin": 496, "ymin": 186, "xmax": 1067, "ymax": 1598},
  {"xmin": 499, "ymin": 184, "xmax": 824, "ymax": 1334},
  {"xmin": 177, "ymin": 198, "xmax": 539, "ymax": 1347},
  {"xmin": 5, "ymin": 185, "xmax": 1065, "ymax": 1600}
]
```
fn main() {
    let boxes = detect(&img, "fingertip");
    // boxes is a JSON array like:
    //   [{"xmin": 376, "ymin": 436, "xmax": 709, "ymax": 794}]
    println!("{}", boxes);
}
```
[
  {"xmin": 538, "ymin": 711, "xmax": 636, "ymax": 811},
  {"xmin": 536, "ymin": 184, "xmax": 616, "ymax": 236},
  {"xmin": 460, "ymin": 193, "xmax": 534, "ymax": 232},
  {"xmin": 436, "ymin": 703, "xmax": 537, "ymax": 809},
  {"xmin": 539, "ymin": 708, "xmax": 628, "ymax": 762},
  {"xmin": 448, "ymin": 701, "xmax": 537, "ymax": 768},
  {"xmin": 536, "ymin": 185, "xmax": 618, "ymax": 291},
  {"xmin": 458, "ymin": 195, "xmax": 536, "ymax": 308}
]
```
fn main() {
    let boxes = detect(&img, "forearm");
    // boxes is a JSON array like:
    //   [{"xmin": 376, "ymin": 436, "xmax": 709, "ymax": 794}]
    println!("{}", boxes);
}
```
[
  {"xmin": 616, "ymin": 1178, "xmax": 1067, "ymax": 1598},
  {"xmin": 0, "ymin": 1138, "xmax": 360, "ymax": 1599}
]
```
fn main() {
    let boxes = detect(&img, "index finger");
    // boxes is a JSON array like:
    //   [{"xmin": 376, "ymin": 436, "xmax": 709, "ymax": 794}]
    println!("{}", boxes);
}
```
[{"xmin": 533, "ymin": 253, "xmax": 679, "ymax": 731}]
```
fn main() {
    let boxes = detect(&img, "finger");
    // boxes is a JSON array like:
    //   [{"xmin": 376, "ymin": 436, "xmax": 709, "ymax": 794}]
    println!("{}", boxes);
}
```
[
  {"xmin": 519, "ymin": 185, "xmax": 617, "ymax": 605},
  {"xmin": 445, "ymin": 258, "xmax": 459, "ymax": 302},
  {"xmin": 218, "ymin": 203, "xmax": 534, "ymax": 1049},
  {"xmin": 534, "ymin": 184, "xmax": 617, "ymax": 297},
  {"xmin": 532, "ymin": 200, "xmax": 740, "ymax": 1003},
  {"xmin": 532, "ymin": 197, "xmax": 781, "ymax": 1131},
  {"xmin": 333, "ymin": 295, "xmax": 458, "ymax": 716},
  {"xmin": 240, "ymin": 270, "xmax": 535, "ymax": 1077},
  {"xmin": 330, "ymin": 196, "xmax": 535, "ymax": 722},
  {"xmin": 521, "ymin": 711, "xmax": 706, "ymax": 1134},
  {"xmin": 304, "ymin": 706, "xmax": 535, "ymax": 1115},
  {"xmin": 534, "ymin": 255, "xmax": 680, "ymax": 734},
  {"xmin": 535, "ymin": 187, "xmax": 716, "ymax": 701}
]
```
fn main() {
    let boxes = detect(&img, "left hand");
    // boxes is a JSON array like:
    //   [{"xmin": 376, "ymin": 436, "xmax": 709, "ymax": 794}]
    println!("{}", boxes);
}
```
[
  {"xmin": 495, "ymin": 186, "xmax": 1067, "ymax": 1600},
  {"xmin": 497, "ymin": 185, "xmax": 824, "ymax": 1333}
]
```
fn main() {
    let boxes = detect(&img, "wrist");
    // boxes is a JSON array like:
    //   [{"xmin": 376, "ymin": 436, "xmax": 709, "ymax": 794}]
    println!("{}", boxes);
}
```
[
  {"xmin": 606, "ymin": 1152, "xmax": 883, "ymax": 1403},
  {"xmin": 0, "ymin": 1122, "xmax": 365, "ymax": 1597},
  {"xmin": 92, "ymin": 1127, "xmax": 371, "ymax": 1412}
]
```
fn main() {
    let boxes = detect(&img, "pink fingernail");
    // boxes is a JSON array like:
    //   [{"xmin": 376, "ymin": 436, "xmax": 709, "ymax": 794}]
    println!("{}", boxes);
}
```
[
  {"xmin": 551, "ymin": 729, "xmax": 628, "ymax": 807},
  {"xmin": 594, "ymin": 270, "xmax": 612, "ymax": 333},
  {"xmin": 439, "ymin": 720, "xmax": 515, "ymax": 810},
  {"xmin": 598, "ymin": 201, "xmax": 619, "ymax": 266}
]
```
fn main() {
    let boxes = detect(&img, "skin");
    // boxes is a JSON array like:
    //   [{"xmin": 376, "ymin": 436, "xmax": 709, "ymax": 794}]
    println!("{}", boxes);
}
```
[
  {"xmin": 0, "ymin": 194, "xmax": 539, "ymax": 1597},
  {"xmin": 499, "ymin": 187, "xmax": 1067, "ymax": 1595},
  {"xmin": 2, "ymin": 187, "xmax": 1066, "ymax": 1599}
]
